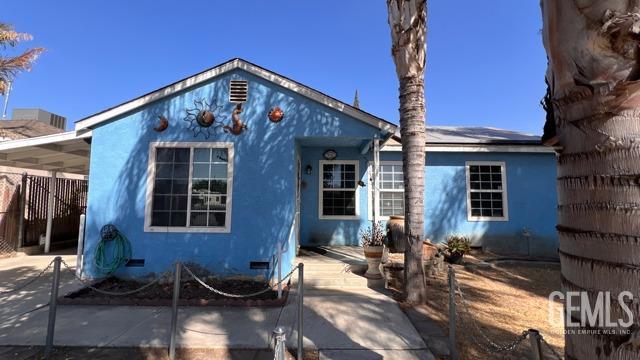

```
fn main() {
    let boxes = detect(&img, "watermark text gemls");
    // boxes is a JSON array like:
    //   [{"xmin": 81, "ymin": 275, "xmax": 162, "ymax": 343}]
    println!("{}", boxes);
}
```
[{"xmin": 548, "ymin": 291, "xmax": 634, "ymax": 334}]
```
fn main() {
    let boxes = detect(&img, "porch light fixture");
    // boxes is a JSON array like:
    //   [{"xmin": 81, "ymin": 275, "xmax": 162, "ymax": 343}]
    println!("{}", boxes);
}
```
[
  {"xmin": 323, "ymin": 149, "xmax": 337, "ymax": 160},
  {"xmin": 305, "ymin": 165, "xmax": 313, "ymax": 175}
]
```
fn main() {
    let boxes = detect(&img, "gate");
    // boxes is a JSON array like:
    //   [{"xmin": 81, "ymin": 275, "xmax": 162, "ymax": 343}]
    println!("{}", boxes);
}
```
[{"xmin": 23, "ymin": 174, "xmax": 88, "ymax": 248}]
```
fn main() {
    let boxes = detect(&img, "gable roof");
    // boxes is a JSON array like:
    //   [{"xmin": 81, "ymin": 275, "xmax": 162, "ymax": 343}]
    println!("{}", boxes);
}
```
[
  {"xmin": 0, "ymin": 120, "xmax": 64, "ymax": 140},
  {"xmin": 75, "ymin": 58, "xmax": 397, "ymax": 133}
]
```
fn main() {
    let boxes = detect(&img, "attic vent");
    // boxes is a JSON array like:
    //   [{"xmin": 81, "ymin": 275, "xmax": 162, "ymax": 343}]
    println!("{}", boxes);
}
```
[{"xmin": 229, "ymin": 80, "xmax": 248, "ymax": 103}]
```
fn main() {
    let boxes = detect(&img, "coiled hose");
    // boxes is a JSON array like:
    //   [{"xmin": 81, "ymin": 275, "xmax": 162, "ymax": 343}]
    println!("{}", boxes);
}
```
[{"xmin": 94, "ymin": 224, "xmax": 132, "ymax": 274}]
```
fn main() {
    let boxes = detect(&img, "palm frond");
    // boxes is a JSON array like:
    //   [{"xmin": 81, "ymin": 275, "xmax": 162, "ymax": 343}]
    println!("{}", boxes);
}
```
[
  {"xmin": 0, "ymin": 47, "xmax": 44, "ymax": 95},
  {"xmin": 0, "ymin": 23, "xmax": 34, "ymax": 48}
]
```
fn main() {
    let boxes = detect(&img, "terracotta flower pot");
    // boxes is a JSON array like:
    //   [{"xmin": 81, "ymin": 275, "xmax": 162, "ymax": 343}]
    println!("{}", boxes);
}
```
[
  {"xmin": 363, "ymin": 245, "xmax": 383, "ymax": 279},
  {"xmin": 386, "ymin": 216, "xmax": 405, "ymax": 253}
]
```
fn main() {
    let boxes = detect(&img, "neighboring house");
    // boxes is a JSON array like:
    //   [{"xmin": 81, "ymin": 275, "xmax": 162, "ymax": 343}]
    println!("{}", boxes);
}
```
[
  {"xmin": 0, "ymin": 119, "xmax": 63, "ymax": 141},
  {"xmin": 0, "ymin": 59, "xmax": 557, "ymax": 279}
]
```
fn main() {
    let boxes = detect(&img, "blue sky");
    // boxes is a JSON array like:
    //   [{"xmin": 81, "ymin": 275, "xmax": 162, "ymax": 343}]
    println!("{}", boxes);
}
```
[{"xmin": 3, "ymin": 1, "xmax": 546, "ymax": 134}]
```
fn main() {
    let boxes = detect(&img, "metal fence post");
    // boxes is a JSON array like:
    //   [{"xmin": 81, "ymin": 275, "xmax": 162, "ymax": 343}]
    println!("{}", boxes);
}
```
[
  {"xmin": 169, "ymin": 262, "xmax": 181, "ymax": 360},
  {"xmin": 529, "ymin": 329, "xmax": 543, "ymax": 360},
  {"xmin": 448, "ymin": 266, "xmax": 458, "ymax": 360},
  {"xmin": 297, "ymin": 263, "xmax": 304, "ymax": 360},
  {"xmin": 273, "ymin": 327, "xmax": 286, "ymax": 360},
  {"xmin": 44, "ymin": 256, "xmax": 61, "ymax": 359}
]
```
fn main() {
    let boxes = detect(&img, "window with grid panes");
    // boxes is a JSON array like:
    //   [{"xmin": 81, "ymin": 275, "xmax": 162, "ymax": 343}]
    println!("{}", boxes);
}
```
[
  {"xmin": 467, "ymin": 162, "xmax": 507, "ymax": 220},
  {"xmin": 148, "ymin": 144, "xmax": 231, "ymax": 230},
  {"xmin": 320, "ymin": 161, "xmax": 358, "ymax": 218},
  {"xmin": 378, "ymin": 163, "xmax": 404, "ymax": 217}
]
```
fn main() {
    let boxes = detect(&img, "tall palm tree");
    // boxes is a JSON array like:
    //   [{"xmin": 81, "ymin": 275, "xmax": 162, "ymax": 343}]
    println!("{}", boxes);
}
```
[
  {"xmin": 541, "ymin": 1, "xmax": 640, "ymax": 357},
  {"xmin": 387, "ymin": 0, "xmax": 427, "ymax": 303},
  {"xmin": 0, "ymin": 23, "xmax": 44, "ymax": 95}
]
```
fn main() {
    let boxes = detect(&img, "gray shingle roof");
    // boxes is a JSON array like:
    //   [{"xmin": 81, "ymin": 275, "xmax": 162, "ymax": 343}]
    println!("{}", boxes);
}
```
[{"xmin": 395, "ymin": 126, "xmax": 541, "ymax": 145}]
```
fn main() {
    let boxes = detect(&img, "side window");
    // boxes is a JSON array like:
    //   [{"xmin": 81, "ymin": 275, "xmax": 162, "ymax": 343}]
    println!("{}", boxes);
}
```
[{"xmin": 466, "ymin": 162, "xmax": 508, "ymax": 221}]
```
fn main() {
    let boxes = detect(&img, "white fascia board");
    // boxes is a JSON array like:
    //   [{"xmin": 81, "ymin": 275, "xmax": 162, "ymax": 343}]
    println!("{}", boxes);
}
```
[
  {"xmin": 75, "ymin": 59, "xmax": 397, "ymax": 133},
  {"xmin": 380, "ymin": 144, "xmax": 556, "ymax": 153},
  {"xmin": 0, "ymin": 131, "xmax": 92, "ymax": 152}
]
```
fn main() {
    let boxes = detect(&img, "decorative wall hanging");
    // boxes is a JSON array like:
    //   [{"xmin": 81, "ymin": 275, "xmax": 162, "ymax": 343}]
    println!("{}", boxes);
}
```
[
  {"xmin": 323, "ymin": 149, "xmax": 337, "ymax": 160},
  {"xmin": 153, "ymin": 115, "xmax": 169, "ymax": 132},
  {"xmin": 183, "ymin": 98, "xmax": 226, "ymax": 138},
  {"xmin": 223, "ymin": 104, "xmax": 248, "ymax": 136},
  {"xmin": 268, "ymin": 106, "xmax": 285, "ymax": 123}
]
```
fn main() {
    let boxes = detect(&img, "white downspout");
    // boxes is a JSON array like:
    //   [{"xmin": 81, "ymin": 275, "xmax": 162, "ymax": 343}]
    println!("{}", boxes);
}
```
[{"xmin": 372, "ymin": 137, "xmax": 380, "ymax": 224}]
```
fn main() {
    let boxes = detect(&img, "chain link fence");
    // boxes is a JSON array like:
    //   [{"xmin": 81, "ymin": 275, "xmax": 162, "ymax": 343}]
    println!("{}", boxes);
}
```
[
  {"xmin": 0, "ymin": 256, "xmax": 304, "ymax": 360},
  {"xmin": 448, "ymin": 265, "xmax": 563, "ymax": 360}
]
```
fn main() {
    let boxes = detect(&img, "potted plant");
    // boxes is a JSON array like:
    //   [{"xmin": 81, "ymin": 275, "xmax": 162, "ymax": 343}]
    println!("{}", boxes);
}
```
[
  {"xmin": 360, "ymin": 222, "xmax": 386, "ymax": 279},
  {"xmin": 443, "ymin": 235, "xmax": 471, "ymax": 264}
]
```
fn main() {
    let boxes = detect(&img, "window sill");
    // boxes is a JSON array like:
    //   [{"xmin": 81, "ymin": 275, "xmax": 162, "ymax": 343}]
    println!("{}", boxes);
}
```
[
  {"xmin": 467, "ymin": 216, "xmax": 509, "ymax": 222},
  {"xmin": 319, "ymin": 215, "xmax": 360, "ymax": 221},
  {"xmin": 144, "ymin": 226, "xmax": 231, "ymax": 233}
]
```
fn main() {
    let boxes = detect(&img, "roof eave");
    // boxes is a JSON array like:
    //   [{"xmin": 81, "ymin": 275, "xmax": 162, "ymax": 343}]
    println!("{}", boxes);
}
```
[{"xmin": 74, "ymin": 58, "xmax": 397, "ymax": 133}]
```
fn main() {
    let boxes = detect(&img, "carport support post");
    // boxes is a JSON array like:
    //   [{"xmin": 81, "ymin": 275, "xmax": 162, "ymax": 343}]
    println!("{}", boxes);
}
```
[
  {"xmin": 169, "ymin": 261, "xmax": 181, "ymax": 360},
  {"xmin": 297, "ymin": 262, "xmax": 304, "ymax": 360},
  {"xmin": 448, "ymin": 266, "xmax": 458, "ymax": 360},
  {"xmin": 44, "ymin": 256, "xmax": 61, "ymax": 359},
  {"xmin": 17, "ymin": 172, "xmax": 27, "ymax": 247},
  {"xmin": 44, "ymin": 171, "xmax": 57, "ymax": 253},
  {"xmin": 76, "ymin": 214, "xmax": 86, "ymax": 278}
]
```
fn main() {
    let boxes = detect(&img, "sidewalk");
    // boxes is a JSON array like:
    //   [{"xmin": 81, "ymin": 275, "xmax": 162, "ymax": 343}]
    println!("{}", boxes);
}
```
[{"xmin": 0, "ymin": 255, "xmax": 435, "ymax": 360}]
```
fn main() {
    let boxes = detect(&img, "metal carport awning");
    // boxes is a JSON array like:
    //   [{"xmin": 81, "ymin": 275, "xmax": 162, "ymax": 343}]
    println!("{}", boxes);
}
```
[
  {"xmin": 0, "ymin": 130, "xmax": 91, "ymax": 253},
  {"xmin": 0, "ymin": 131, "xmax": 91, "ymax": 175}
]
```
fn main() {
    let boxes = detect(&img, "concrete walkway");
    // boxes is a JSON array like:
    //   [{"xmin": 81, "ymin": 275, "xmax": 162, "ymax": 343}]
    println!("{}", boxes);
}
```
[{"xmin": 0, "ymin": 249, "xmax": 435, "ymax": 360}]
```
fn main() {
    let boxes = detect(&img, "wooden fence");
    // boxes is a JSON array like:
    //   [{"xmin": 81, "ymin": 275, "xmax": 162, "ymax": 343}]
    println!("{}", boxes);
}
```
[
  {"xmin": 24, "ymin": 175, "xmax": 88, "ymax": 248},
  {"xmin": 0, "ymin": 172, "xmax": 87, "ymax": 252}
]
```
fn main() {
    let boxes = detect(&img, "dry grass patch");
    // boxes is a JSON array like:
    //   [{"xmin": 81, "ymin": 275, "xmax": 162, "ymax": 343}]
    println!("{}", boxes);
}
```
[{"xmin": 420, "ymin": 259, "xmax": 564, "ymax": 359}]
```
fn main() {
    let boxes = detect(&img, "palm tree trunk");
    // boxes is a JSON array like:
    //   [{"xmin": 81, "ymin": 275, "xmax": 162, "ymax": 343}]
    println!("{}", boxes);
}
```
[
  {"xmin": 399, "ymin": 75, "xmax": 427, "ymax": 303},
  {"xmin": 541, "ymin": 1, "xmax": 640, "ymax": 358},
  {"xmin": 387, "ymin": 0, "xmax": 427, "ymax": 303}
]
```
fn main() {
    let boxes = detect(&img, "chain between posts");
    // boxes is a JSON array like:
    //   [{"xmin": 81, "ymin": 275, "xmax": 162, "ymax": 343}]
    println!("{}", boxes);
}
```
[
  {"xmin": 0, "ymin": 259, "xmax": 55, "ymax": 295},
  {"xmin": 182, "ymin": 263, "xmax": 299, "ymax": 298}
]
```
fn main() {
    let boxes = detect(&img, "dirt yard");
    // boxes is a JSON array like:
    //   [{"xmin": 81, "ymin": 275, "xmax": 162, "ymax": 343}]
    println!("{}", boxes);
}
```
[{"xmin": 420, "ymin": 257, "xmax": 564, "ymax": 359}]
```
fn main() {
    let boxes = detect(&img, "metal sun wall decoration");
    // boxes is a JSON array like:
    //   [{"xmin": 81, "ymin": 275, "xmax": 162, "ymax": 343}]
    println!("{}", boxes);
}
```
[{"xmin": 183, "ymin": 98, "xmax": 226, "ymax": 138}]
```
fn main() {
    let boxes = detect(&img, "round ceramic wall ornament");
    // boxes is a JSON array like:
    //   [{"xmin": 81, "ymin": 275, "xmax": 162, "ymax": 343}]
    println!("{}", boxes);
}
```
[
  {"xmin": 268, "ymin": 106, "xmax": 285, "ymax": 123},
  {"xmin": 323, "ymin": 149, "xmax": 337, "ymax": 160},
  {"xmin": 153, "ymin": 115, "xmax": 169, "ymax": 132}
]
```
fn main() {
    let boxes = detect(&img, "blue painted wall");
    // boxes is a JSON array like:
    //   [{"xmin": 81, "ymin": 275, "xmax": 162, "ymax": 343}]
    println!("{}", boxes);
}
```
[
  {"xmin": 299, "ymin": 149, "xmax": 558, "ymax": 258},
  {"xmin": 83, "ymin": 68, "xmax": 384, "ymax": 279}
]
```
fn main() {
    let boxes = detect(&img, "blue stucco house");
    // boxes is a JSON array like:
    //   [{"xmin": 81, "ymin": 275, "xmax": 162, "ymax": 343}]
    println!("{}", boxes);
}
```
[{"xmin": 0, "ymin": 59, "xmax": 558, "ymax": 279}]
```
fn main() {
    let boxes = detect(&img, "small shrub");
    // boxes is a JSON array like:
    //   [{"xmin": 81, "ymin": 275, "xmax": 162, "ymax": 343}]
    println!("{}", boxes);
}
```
[
  {"xmin": 444, "ymin": 235, "xmax": 471, "ymax": 263},
  {"xmin": 360, "ymin": 222, "xmax": 386, "ymax": 247}
]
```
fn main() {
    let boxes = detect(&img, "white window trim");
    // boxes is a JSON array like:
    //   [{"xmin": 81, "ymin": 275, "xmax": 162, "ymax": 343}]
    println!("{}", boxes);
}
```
[
  {"xmin": 465, "ymin": 161, "xmax": 509, "ymax": 222},
  {"xmin": 318, "ymin": 160, "xmax": 360, "ymax": 220},
  {"xmin": 367, "ymin": 161, "xmax": 404, "ymax": 221},
  {"xmin": 144, "ymin": 141, "xmax": 234, "ymax": 233}
]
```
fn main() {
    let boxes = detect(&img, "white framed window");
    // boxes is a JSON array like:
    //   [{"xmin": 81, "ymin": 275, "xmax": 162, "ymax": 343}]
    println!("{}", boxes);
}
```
[
  {"xmin": 319, "ymin": 160, "xmax": 359, "ymax": 220},
  {"xmin": 368, "ymin": 161, "xmax": 404, "ymax": 220},
  {"xmin": 466, "ymin": 161, "xmax": 508, "ymax": 221},
  {"xmin": 145, "ymin": 142, "xmax": 234, "ymax": 233}
]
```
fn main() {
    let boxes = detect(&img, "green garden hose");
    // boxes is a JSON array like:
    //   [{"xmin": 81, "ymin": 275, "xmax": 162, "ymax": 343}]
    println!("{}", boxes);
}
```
[{"xmin": 94, "ymin": 224, "xmax": 132, "ymax": 274}]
